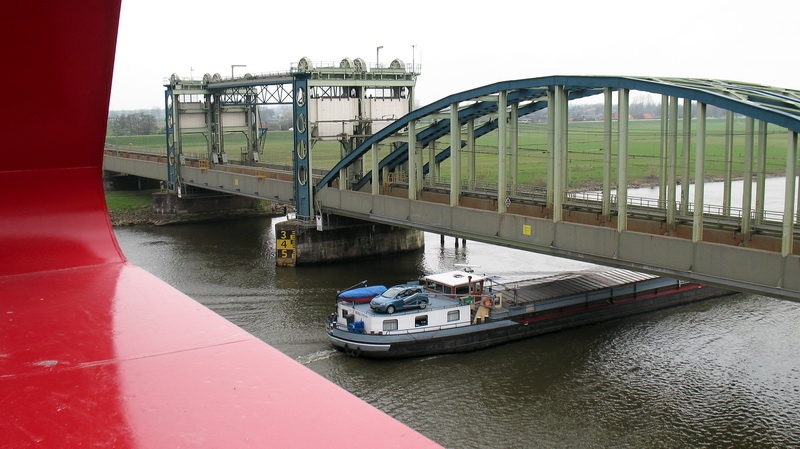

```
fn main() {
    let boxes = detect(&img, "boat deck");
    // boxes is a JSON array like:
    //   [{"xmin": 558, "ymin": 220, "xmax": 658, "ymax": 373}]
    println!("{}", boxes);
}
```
[
  {"xmin": 341, "ymin": 269, "xmax": 661, "ymax": 315},
  {"xmin": 493, "ymin": 269, "xmax": 658, "ymax": 306},
  {"xmin": 345, "ymin": 294, "xmax": 462, "ymax": 317}
]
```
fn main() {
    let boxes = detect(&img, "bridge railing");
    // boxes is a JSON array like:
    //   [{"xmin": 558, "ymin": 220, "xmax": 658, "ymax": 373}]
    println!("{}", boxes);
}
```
[
  {"xmin": 417, "ymin": 174, "xmax": 792, "ymax": 228},
  {"xmin": 566, "ymin": 190, "xmax": 792, "ymax": 228},
  {"xmin": 104, "ymin": 145, "xmax": 165, "ymax": 156}
]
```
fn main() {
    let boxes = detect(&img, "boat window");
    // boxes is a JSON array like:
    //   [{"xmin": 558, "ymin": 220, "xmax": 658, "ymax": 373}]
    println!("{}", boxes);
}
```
[
  {"xmin": 383, "ymin": 319, "xmax": 398, "ymax": 331},
  {"xmin": 447, "ymin": 310, "xmax": 460, "ymax": 322},
  {"xmin": 415, "ymin": 315, "xmax": 428, "ymax": 327},
  {"xmin": 427, "ymin": 281, "xmax": 446, "ymax": 293},
  {"xmin": 455, "ymin": 285, "xmax": 470, "ymax": 295},
  {"xmin": 381, "ymin": 286, "xmax": 406, "ymax": 298}
]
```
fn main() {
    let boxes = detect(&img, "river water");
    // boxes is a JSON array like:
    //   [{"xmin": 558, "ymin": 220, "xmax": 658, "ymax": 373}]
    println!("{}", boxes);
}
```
[{"xmin": 114, "ymin": 180, "xmax": 800, "ymax": 448}]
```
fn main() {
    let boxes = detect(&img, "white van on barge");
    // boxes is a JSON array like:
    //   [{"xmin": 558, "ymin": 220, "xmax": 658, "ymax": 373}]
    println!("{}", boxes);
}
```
[{"xmin": 326, "ymin": 267, "xmax": 731, "ymax": 359}]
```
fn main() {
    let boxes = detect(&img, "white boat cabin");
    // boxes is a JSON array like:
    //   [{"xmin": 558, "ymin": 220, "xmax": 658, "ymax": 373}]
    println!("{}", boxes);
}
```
[
  {"xmin": 422, "ymin": 270, "xmax": 491, "ymax": 299},
  {"xmin": 334, "ymin": 270, "xmax": 492, "ymax": 335}
]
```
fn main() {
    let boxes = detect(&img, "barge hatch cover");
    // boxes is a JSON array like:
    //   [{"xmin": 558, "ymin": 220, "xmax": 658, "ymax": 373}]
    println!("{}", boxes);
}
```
[{"xmin": 495, "ymin": 269, "xmax": 658, "ymax": 306}]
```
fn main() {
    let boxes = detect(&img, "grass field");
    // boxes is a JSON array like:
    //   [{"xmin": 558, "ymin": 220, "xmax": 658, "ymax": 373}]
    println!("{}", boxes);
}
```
[
  {"xmin": 105, "ymin": 189, "xmax": 159, "ymax": 210},
  {"xmin": 106, "ymin": 117, "xmax": 791, "ymax": 188}
]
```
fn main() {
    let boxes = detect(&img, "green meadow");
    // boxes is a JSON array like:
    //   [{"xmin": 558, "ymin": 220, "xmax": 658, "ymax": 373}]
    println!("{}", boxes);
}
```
[{"xmin": 105, "ymin": 189, "xmax": 159, "ymax": 209}]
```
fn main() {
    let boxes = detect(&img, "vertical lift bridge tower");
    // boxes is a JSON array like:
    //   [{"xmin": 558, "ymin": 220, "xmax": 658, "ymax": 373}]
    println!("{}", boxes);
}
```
[{"xmin": 164, "ymin": 56, "xmax": 418, "ymax": 219}]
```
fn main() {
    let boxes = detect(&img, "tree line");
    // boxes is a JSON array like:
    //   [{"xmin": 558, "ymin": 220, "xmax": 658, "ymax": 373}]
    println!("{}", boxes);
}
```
[
  {"xmin": 107, "ymin": 112, "xmax": 158, "ymax": 136},
  {"xmin": 106, "ymin": 106, "xmax": 293, "ymax": 136}
]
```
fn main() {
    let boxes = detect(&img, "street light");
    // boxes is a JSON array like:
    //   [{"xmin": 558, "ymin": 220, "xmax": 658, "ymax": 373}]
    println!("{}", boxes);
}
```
[
  {"xmin": 231, "ymin": 64, "xmax": 246, "ymax": 78},
  {"xmin": 376, "ymin": 46, "xmax": 383, "ymax": 68}
]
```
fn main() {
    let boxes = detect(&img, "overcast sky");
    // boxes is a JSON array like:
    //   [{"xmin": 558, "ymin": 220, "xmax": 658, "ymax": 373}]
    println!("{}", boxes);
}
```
[{"xmin": 110, "ymin": 0, "xmax": 798, "ymax": 111}]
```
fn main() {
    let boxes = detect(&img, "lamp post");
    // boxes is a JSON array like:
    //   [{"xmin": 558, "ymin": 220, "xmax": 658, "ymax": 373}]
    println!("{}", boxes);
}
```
[
  {"xmin": 231, "ymin": 64, "xmax": 246, "ymax": 78},
  {"xmin": 376, "ymin": 46, "xmax": 383, "ymax": 68}
]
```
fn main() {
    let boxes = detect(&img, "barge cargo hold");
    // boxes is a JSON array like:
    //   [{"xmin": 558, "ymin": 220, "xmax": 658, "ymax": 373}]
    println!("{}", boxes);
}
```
[{"xmin": 326, "ymin": 268, "xmax": 732, "ymax": 359}]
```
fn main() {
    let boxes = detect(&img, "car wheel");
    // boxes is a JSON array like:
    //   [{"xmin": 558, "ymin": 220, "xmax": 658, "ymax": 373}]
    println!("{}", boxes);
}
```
[
  {"xmin": 419, "ymin": 302, "xmax": 427, "ymax": 309},
  {"xmin": 386, "ymin": 305, "xmax": 395, "ymax": 314}
]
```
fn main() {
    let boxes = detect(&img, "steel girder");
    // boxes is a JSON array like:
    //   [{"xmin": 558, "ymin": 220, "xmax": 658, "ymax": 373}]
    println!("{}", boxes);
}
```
[{"xmin": 212, "ymin": 83, "xmax": 295, "ymax": 106}]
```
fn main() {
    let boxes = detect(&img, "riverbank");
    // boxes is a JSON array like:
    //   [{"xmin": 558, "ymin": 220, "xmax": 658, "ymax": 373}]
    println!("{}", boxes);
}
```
[
  {"xmin": 106, "ymin": 190, "xmax": 285, "ymax": 227},
  {"xmin": 108, "ymin": 205, "xmax": 154, "ymax": 226},
  {"xmin": 108, "ymin": 203, "xmax": 283, "ymax": 227}
]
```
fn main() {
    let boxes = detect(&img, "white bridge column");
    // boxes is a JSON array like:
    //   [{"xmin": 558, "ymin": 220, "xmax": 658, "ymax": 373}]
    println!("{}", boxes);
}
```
[
  {"xmin": 681, "ymin": 100, "xmax": 692, "ymax": 215},
  {"xmin": 553, "ymin": 86, "xmax": 566, "ymax": 222},
  {"xmin": 659, "ymin": 95, "xmax": 668, "ymax": 207},
  {"xmin": 693, "ymin": 103, "xmax": 707, "ymax": 243},
  {"xmin": 408, "ymin": 119, "xmax": 417, "ymax": 200},
  {"xmin": 723, "ymin": 111, "xmax": 734, "ymax": 215},
  {"xmin": 510, "ymin": 102, "xmax": 519, "ymax": 195},
  {"xmin": 602, "ymin": 88, "xmax": 612, "ymax": 218},
  {"xmin": 741, "ymin": 117, "xmax": 755, "ymax": 243},
  {"xmin": 450, "ymin": 104, "xmax": 462, "ymax": 207},
  {"xmin": 547, "ymin": 90, "xmax": 555, "ymax": 210},
  {"xmin": 782, "ymin": 130, "xmax": 798, "ymax": 256},
  {"xmin": 617, "ymin": 88, "xmax": 629, "ymax": 232},
  {"xmin": 561, "ymin": 90, "xmax": 569, "ymax": 191},
  {"xmin": 755, "ymin": 121, "xmax": 768, "ymax": 224},
  {"xmin": 498, "ymin": 90, "xmax": 508, "ymax": 213},
  {"xmin": 667, "ymin": 96, "xmax": 678, "ymax": 229}
]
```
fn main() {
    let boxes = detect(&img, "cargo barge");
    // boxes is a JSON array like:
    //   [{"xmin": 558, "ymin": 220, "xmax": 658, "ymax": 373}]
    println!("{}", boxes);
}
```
[{"xmin": 326, "ymin": 268, "xmax": 731, "ymax": 359}]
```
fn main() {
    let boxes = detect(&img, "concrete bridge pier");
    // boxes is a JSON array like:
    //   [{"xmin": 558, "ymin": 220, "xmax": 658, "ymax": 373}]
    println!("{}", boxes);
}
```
[{"xmin": 275, "ymin": 215, "xmax": 424, "ymax": 266}]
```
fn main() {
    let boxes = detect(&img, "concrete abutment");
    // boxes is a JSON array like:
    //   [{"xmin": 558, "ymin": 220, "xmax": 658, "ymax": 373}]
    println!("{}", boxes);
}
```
[
  {"xmin": 275, "ymin": 216, "xmax": 424, "ymax": 266},
  {"xmin": 151, "ymin": 191, "xmax": 278, "ymax": 224}
]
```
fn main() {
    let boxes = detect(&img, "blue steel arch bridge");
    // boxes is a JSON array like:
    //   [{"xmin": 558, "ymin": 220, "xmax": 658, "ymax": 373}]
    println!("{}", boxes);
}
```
[{"xmin": 104, "ymin": 60, "xmax": 800, "ymax": 301}]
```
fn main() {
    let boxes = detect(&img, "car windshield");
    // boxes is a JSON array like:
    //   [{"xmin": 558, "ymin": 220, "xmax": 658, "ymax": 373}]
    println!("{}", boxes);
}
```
[{"xmin": 379, "ymin": 286, "xmax": 407, "ymax": 299}]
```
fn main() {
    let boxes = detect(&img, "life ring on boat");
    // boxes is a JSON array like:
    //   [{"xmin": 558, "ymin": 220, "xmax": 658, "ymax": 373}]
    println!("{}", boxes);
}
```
[{"xmin": 482, "ymin": 298, "xmax": 493, "ymax": 307}]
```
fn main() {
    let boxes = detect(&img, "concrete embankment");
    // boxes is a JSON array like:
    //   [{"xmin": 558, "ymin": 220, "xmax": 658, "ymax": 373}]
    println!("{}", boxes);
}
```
[{"xmin": 108, "ymin": 205, "xmax": 154, "ymax": 226}]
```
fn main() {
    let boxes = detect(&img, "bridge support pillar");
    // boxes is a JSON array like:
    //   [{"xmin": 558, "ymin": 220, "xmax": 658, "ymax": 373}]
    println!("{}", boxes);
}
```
[{"xmin": 275, "ymin": 216, "xmax": 424, "ymax": 266}]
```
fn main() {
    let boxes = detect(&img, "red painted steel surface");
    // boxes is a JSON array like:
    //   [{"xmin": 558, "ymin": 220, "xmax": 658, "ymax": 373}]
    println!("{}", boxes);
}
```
[{"xmin": 0, "ymin": 2, "xmax": 440, "ymax": 447}]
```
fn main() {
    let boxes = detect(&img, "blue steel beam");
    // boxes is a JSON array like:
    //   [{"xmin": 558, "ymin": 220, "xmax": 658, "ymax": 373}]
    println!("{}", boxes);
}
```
[
  {"xmin": 164, "ymin": 87, "xmax": 177, "ymax": 191},
  {"xmin": 352, "ymin": 89, "xmax": 600, "ymax": 190},
  {"xmin": 357, "ymin": 94, "xmax": 549, "ymax": 187},
  {"xmin": 292, "ymin": 77, "xmax": 312, "ymax": 218}
]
